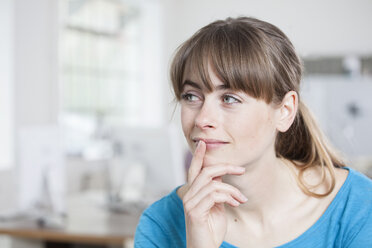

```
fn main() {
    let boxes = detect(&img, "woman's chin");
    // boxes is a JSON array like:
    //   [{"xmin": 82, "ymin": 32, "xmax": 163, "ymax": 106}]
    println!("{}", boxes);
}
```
[{"xmin": 202, "ymin": 155, "xmax": 228, "ymax": 168}]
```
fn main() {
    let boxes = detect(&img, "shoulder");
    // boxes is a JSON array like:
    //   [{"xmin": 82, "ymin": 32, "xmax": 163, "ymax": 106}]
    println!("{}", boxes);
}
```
[
  {"xmin": 134, "ymin": 186, "xmax": 186, "ymax": 247},
  {"xmin": 285, "ymin": 167, "xmax": 372, "ymax": 247},
  {"xmin": 137, "ymin": 186, "xmax": 184, "ymax": 229},
  {"xmin": 143, "ymin": 185, "xmax": 185, "ymax": 220},
  {"xmin": 334, "ymin": 167, "xmax": 372, "ymax": 247},
  {"xmin": 343, "ymin": 167, "xmax": 372, "ymax": 200},
  {"xmin": 333, "ymin": 167, "xmax": 372, "ymax": 212},
  {"xmin": 349, "ymin": 166, "xmax": 372, "ymax": 187}
]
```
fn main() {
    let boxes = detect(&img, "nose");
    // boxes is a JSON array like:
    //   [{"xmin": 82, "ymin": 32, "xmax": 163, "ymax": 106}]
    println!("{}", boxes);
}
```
[{"xmin": 194, "ymin": 99, "xmax": 219, "ymax": 130}]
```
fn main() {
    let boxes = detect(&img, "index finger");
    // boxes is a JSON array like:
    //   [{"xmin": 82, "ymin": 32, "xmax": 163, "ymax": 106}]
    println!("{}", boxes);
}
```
[{"xmin": 187, "ymin": 140, "xmax": 206, "ymax": 184}]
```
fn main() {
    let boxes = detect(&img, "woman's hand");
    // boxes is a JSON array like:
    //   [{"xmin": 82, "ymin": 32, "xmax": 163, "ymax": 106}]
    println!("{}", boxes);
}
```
[{"xmin": 182, "ymin": 141, "xmax": 248, "ymax": 248}]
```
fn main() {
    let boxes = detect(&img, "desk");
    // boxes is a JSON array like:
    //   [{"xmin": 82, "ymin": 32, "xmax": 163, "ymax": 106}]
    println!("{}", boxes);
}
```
[{"xmin": 0, "ymin": 192, "xmax": 142, "ymax": 248}]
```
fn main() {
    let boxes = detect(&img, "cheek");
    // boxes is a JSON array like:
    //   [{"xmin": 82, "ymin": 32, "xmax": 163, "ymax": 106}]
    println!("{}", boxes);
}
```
[
  {"xmin": 181, "ymin": 107, "xmax": 194, "ymax": 140},
  {"xmin": 235, "ymin": 109, "xmax": 276, "ymax": 149}
]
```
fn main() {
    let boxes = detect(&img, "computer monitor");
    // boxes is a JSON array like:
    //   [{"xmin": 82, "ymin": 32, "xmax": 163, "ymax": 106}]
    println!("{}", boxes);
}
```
[
  {"xmin": 17, "ymin": 125, "xmax": 65, "ymax": 222},
  {"xmin": 108, "ymin": 124, "xmax": 186, "ymax": 204}
]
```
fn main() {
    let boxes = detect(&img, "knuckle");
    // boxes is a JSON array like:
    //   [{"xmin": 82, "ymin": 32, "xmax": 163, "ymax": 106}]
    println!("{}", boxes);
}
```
[
  {"xmin": 201, "ymin": 167, "xmax": 213, "ymax": 179},
  {"xmin": 189, "ymin": 212, "xmax": 198, "ymax": 221},
  {"xmin": 210, "ymin": 180, "xmax": 219, "ymax": 189},
  {"xmin": 183, "ymin": 200, "xmax": 192, "ymax": 212},
  {"xmin": 226, "ymin": 183, "xmax": 236, "ymax": 192},
  {"xmin": 186, "ymin": 209, "xmax": 199, "ymax": 221},
  {"xmin": 210, "ymin": 180, "xmax": 221, "ymax": 191},
  {"xmin": 201, "ymin": 166, "xmax": 210, "ymax": 174},
  {"xmin": 225, "ymin": 184, "xmax": 239, "ymax": 195},
  {"xmin": 209, "ymin": 191, "xmax": 219, "ymax": 200}
]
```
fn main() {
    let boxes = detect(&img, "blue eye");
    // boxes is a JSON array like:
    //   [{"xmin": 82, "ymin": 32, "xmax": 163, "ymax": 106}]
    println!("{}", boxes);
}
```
[{"xmin": 223, "ymin": 95, "xmax": 240, "ymax": 104}]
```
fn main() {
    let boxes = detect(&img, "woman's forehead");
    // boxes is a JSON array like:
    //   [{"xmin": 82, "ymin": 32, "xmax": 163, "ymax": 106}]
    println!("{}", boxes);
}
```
[{"xmin": 182, "ymin": 63, "xmax": 227, "ymax": 91}]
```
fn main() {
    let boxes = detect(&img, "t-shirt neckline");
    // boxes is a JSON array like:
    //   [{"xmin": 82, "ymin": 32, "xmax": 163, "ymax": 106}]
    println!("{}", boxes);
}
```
[{"xmin": 171, "ymin": 167, "xmax": 353, "ymax": 248}]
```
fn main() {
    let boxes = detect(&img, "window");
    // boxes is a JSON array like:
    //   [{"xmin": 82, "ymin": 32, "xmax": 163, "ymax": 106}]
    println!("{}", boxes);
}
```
[
  {"xmin": 60, "ymin": 0, "xmax": 164, "ymax": 156},
  {"xmin": 61, "ymin": 0, "xmax": 142, "ymax": 122}
]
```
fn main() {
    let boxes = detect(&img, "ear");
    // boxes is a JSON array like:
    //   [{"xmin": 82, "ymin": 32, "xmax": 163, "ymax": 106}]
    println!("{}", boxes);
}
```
[{"xmin": 276, "ymin": 91, "xmax": 298, "ymax": 133}]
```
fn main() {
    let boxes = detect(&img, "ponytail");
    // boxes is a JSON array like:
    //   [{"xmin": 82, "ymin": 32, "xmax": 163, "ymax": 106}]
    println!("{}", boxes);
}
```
[{"xmin": 276, "ymin": 101, "xmax": 346, "ymax": 197}]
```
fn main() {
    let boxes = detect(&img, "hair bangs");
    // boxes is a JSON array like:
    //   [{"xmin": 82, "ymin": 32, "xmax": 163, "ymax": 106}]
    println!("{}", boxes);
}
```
[
  {"xmin": 171, "ymin": 21, "xmax": 276, "ymax": 103},
  {"xmin": 208, "ymin": 26, "xmax": 275, "ymax": 103},
  {"xmin": 185, "ymin": 39, "xmax": 215, "ymax": 93}
]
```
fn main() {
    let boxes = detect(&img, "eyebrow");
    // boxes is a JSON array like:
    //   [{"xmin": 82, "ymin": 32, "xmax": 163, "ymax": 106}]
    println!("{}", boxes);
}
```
[{"xmin": 182, "ymin": 79, "xmax": 229, "ymax": 91}]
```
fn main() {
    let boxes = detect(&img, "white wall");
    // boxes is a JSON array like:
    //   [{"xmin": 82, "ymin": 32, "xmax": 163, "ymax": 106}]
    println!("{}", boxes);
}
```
[
  {"xmin": 14, "ymin": 0, "xmax": 60, "ymax": 126},
  {"xmin": 162, "ymin": 0, "xmax": 372, "ymax": 58},
  {"xmin": 0, "ymin": 0, "xmax": 14, "ymax": 170},
  {"xmin": 0, "ymin": 0, "xmax": 16, "ymax": 214},
  {"xmin": 0, "ymin": 0, "xmax": 60, "ymax": 211}
]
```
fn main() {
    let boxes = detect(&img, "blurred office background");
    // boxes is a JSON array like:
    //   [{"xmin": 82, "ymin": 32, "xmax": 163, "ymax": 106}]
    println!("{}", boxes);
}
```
[{"xmin": 0, "ymin": 0, "xmax": 372, "ymax": 247}]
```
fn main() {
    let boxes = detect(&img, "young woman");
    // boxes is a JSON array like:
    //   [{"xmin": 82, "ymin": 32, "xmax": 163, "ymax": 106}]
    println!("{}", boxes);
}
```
[{"xmin": 134, "ymin": 17, "xmax": 372, "ymax": 247}]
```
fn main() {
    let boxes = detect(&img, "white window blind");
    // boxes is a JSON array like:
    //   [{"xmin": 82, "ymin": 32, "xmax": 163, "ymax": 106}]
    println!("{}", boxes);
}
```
[
  {"xmin": 61, "ymin": 0, "xmax": 142, "ymax": 125},
  {"xmin": 60, "ymin": 0, "xmax": 164, "ymax": 157}
]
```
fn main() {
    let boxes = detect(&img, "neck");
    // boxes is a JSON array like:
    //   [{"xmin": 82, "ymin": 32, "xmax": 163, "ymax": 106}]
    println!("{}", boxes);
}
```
[{"xmin": 223, "ymin": 155, "xmax": 304, "ymax": 225}]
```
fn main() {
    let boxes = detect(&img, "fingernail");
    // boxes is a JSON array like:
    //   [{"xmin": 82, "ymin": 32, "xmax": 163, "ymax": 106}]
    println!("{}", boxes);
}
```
[
  {"xmin": 195, "ymin": 142, "xmax": 200, "ymax": 152},
  {"xmin": 197, "ymin": 140, "xmax": 204, "ymax": 149},
  {"xmin": 241, "ymin": 194, "xmax": 248, "ymax": 202},
  {"xmin": 236, "ymin": 167, "xmax": 245, "ymax": 172},
  {"xmin": 196, "ymin": 141, "xmax": 201, "ymax": 150}
]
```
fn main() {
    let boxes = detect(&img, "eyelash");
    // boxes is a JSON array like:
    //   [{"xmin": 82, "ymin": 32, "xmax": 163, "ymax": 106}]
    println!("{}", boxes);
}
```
[
  {"xmin": 180, "ymin": 93, "xmax": 241, "ymax": 104},
  {"xmin": 181, "ymin": 93, "xmax": 199, "ymax": 102},
  {"xmin": 222, "ymin": 94, "xmax": 241, "ymax": 104}
]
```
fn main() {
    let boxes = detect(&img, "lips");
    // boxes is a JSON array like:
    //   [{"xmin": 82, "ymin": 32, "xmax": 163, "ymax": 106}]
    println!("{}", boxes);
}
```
[{"xmin": 192, "ymin": 138, "xmax": 229, "ymax": 149}]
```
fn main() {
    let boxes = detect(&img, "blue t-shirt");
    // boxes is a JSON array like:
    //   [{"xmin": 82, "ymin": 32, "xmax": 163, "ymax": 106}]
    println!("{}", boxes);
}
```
[{"xmin": 134, "ymin": 167, "xmax": 372, "ymax": 247}]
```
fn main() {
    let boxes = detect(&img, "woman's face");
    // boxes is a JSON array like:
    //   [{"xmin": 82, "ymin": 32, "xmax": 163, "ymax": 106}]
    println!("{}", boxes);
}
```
[{"xmin": 180, "ymin": 65, "xmax": 281, "ymax": 168}]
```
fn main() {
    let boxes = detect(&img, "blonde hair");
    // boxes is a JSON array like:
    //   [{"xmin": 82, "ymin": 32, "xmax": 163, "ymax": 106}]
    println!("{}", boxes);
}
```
[{"xmin": 170, "ymin": 16, "xmax": 346, "ymax": 197}]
